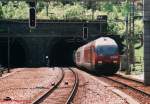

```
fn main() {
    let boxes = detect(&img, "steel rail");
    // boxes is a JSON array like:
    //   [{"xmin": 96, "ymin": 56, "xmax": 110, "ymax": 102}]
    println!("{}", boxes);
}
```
[
  {"xmin": 103, "ymin": 75, "xmax": 150, "ymax": 97},
  {"xmin": 65, "ymin": 68, "xmax": 79, "ymax": 104},
  {"xmin": 115, "ymin": 74, "xmax": 144, "ymax": 84},
  {"xmin": 32, "ymin": 67, "xmax": 64, "ymax": 104}
]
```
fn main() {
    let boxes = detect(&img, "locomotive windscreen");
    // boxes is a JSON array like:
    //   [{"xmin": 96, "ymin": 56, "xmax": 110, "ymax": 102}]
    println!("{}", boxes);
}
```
[{"xmin": 96, "ymin": 45, "xmax": 118, "ymax": 56}]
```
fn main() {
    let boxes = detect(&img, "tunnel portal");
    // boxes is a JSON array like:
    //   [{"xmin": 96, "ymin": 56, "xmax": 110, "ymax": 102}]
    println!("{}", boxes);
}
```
[
  {"xmin": 10, "ymin": 39, "xmax": 26, "ymax": 68},
  {"xmin": 0, "ymin": 20, "xmax": 104, "ymax": 67},
  {"xmin": 0, "ymin": 38, "xmax": 27, "ymax": 68},
  {"xmin": 49, "ymin": 39, "xmax": 85, "ymax": 67},
  {"xmin": 0, "ymin": 38, "xmax": 8, "ymax": 67}
]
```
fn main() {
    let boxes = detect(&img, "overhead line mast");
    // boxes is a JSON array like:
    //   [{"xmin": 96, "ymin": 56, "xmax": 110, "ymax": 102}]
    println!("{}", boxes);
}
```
[{"xmin": 127, "ymin": 0, "xmax": 135, "ymax": 74}]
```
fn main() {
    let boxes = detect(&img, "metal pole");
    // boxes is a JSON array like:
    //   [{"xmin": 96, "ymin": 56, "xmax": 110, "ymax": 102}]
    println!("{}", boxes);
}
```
[
  {"xmin": 8, "ymin": 37, "xmax": 10, "ymax": 73},
  {"xmin": 125, "ymin": 15, "xmax": 131, "ymax": 74},
  {"xmin": 91, "ymin": 1, "xmax": 96, "ymax": 20},
  {"xmin": 144, "ymin": 0, "xmax": 150, "ymax": 85},
  {"xmin": 46, "ymin": 2, "xmax": 48, "ymax": 16},
  {"xmin": 128, "ymin": 0, "xmax": 135, "ymax": 73},
  {"xmin": 131, "ymin": 0, "xmax": 135, "ymax": 66}
]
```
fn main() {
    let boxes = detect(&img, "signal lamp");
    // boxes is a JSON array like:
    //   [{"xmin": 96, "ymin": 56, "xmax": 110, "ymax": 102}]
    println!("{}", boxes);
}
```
[
  {"xmin": 29, "ymin": 7, "xmax": 36, "ymax": 28},
  {"xmin": 83, "ymin": 27, "xmax": 88, "ymax": 40}
]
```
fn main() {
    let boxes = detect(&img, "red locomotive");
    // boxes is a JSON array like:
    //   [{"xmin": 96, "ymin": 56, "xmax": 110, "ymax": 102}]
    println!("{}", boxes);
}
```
[{"xmin": 74, "ymin": 37, "xmax": 120, "ymax": 75}]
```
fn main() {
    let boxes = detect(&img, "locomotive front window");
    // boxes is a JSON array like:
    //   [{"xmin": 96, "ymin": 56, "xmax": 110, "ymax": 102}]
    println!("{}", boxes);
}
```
[{"xmin": 96, "ymin": 45, "xmax": 118, "ymax": 56}]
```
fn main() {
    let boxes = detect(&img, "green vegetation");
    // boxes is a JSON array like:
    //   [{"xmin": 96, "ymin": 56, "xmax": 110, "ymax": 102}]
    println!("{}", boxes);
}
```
[
  {"xmin": 0, "ymin": 1, "xmax": 143, "ymax": 34},
  {"xmin": 0, "ymin": 1, "xmax": 28, "ymax": 19}
]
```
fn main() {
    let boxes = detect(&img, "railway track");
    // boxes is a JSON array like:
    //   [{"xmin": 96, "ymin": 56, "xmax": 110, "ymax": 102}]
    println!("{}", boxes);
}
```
[
  {"xmin": 66, "ymin": 68, "xmax": 79, "ymax": 104},
  {"xmin": 32, "ymin": 68, "xmax": 64, "ymax": 104},
  {"xmin": 75, "ymin": 68, "xmax": 132, "ymax": 104},
  {"xmin": 99, "ymin": 74, "xmax": 150, "ymax": 104},
  {"xmin": 32, "ymin": 67, "xmax": 79, "ymax": 104},
  {"xmin": 103, "ymin": 74, "xmax": 150, "ymax": 97},
  {"xmin": 0, "ymin": 68, "xmax": 61, "ymax": 104}
]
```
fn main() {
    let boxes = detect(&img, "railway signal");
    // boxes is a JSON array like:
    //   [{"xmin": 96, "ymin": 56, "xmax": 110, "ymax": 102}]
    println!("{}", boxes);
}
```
[
  {"xmin": 29, "ymin": 7, "xmax": 36, "ymax": 28},
  {"xmin": 83, "ymin": 27, "xmax": 88, "ymax": 40}
]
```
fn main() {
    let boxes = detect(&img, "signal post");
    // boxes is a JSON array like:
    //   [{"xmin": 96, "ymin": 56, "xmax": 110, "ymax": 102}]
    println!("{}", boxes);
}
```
[{"xmin": 29, "ymin": 1, "xmax": 36, "ymax": 28}]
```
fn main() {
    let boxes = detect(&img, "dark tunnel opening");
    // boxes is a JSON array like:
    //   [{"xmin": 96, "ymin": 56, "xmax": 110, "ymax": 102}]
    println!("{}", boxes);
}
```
[
  {"xmin": 49, "ymin": 39, "xmax": 84, "ymax": 67},
  {"xmin": 10, "ymin": 39, "xmax": 26, "ymax": 68},
  {"xmin": 0, "ymin": 38, "xmax": 26, "ymax": 68},
  {"xmin": 0, "ymin": 38, "xmax": 8, "ymax": 67}
]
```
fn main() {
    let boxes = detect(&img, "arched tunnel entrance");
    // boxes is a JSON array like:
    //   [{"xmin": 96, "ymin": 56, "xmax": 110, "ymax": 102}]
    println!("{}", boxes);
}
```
[
  {"xmin": 0, "ymin": 38, "xmax": 8, "ymax": 67},
  {"xmin": 49, "ymin": 39, "xmax": 85, "ymax": 67},
  {"xmin": 0, "ymin": 38, "xmax": 26, "ymax": 68},
  {"xmin": 10, "ymin": 39, "xmax": 26, "ymax": 68}
]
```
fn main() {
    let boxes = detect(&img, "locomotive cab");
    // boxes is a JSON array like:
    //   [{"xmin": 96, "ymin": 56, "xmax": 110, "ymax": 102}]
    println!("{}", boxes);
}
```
[
  {"xmin": 94, "ymin": 38, "xmax": 120, "ymax": 74},
  {"xmin": 95, "ymin": 45, "xmax": 120, "ymax": 64}
]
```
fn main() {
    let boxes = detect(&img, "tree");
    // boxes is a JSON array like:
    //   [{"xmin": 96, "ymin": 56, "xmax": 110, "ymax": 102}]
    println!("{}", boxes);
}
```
[{"xmin": 0, "ymin": 2, "xmax": 3, "ymax": 19}]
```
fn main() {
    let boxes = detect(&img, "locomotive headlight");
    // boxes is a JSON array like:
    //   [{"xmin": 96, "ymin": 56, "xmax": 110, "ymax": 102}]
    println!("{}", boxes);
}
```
[
  {"xmin": 98, "ymin": 61, "xmax": 102, "ymax": 64},
  {"xmin": 113, "ymin": 61, "xmax": 118, "ymax": 63},
  {"xmin": 111, "ymin": 56, "xmax": 118, "ymax": 59}
]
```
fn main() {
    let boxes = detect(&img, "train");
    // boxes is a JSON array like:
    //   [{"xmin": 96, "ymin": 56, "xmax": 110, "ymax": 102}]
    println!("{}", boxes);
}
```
[{"xmin": 74, "ymin": 37, "xmax": 120, "ymax": 75}]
